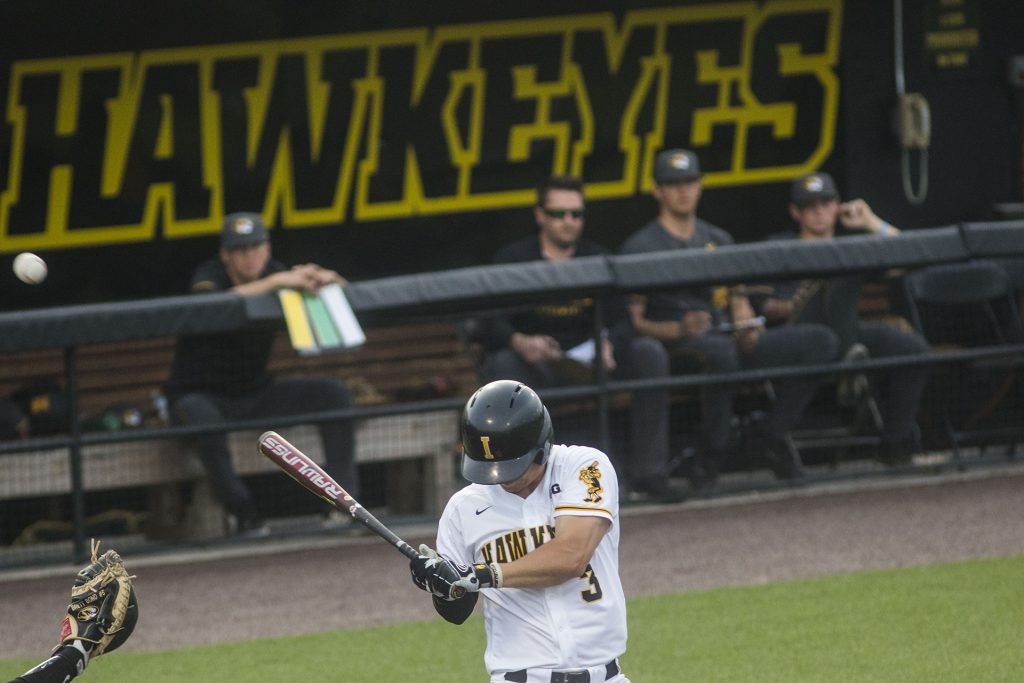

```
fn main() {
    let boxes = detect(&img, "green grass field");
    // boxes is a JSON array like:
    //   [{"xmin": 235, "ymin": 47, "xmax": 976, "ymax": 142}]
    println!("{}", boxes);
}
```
[{"xmin": 3, "ymin": 555, "xmax": 1021, "ymax": 682}]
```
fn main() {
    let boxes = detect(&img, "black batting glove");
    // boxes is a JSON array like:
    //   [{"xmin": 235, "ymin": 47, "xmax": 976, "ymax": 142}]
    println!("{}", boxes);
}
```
[
  {"xmin": 428, "ymin": 559, "xmax": 502, "ymax": 600},
  {"xmin": 409, "ymin": 544, "xmax": 442, "ymax": 593}
]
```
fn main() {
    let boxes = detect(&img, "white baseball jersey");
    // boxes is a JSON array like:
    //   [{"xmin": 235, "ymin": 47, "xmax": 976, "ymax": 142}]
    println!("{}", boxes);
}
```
[{"xmin": 436, "ymin": 443, "xmax": 627, "ymax": 676}]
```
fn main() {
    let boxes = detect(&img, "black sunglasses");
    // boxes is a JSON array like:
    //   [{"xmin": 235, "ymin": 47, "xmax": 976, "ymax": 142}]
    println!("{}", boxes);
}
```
[{"xmin": 540, "ymin": 207, "xmax": 586, "ymax": 219}]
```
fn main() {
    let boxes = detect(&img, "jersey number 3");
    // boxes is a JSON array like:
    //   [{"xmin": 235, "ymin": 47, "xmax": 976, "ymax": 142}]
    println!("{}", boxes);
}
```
[{"xmin": 579, "ymin": 564, "xmax": 603, "ymax": 603}]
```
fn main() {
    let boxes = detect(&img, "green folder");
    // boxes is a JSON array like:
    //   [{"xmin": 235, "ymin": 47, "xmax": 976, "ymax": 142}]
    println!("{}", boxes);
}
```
[{"xmin": 303, "ymin": 293, "xmax": 342, "ymax": 349}]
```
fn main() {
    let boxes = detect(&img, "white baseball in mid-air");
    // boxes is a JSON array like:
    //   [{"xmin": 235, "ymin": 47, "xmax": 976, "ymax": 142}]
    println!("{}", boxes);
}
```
[{"xmin": 13, "ymin": 252, "xmax": 47, "ymax": 285}]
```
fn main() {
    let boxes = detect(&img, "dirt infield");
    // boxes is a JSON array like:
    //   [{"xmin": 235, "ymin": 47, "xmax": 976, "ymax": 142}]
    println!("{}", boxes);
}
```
[{"xmin": 3, "ymin": 466, "xmax": 1023, "ymax": 659}]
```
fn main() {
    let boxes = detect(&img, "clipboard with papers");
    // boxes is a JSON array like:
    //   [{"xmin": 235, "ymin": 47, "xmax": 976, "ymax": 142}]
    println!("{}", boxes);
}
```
[{"xmin": 277, "ymin": 283, "xmax": 367, "ymax": 355}]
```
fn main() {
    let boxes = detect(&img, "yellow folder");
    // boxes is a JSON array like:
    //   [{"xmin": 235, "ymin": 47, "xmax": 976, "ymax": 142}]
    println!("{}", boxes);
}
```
[{"xmin": 278, "ymin": 289, "xmax": 318, "ymax": 354}]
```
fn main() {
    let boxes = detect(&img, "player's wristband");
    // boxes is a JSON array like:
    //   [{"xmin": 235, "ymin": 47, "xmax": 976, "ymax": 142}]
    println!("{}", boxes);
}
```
[
  {"xmin": 472, "ymin": 562, "xmax": 503, "ymax": 589},
  {"xmin": 488, "ymin": 562, "xmax": 503, "ymax": 589}
]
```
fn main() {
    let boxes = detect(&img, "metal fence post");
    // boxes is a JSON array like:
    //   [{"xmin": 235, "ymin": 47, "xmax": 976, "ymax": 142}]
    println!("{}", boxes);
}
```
[
  {"xmin": 592, "ymin": 294, "xmax": 610, "ymax": 454},
  {"xmin": 65, "ymin": 345, "xmax": 86, "ymax": 562}
]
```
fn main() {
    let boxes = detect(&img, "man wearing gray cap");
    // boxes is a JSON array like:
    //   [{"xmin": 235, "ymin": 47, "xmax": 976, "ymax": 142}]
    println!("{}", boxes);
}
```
[
  {"xmin": 164, "ymin": 212, "xmax": 358, "ymax": 535},
  {"xmin": 748, "ymin": 172, "xmax": 929, "ymax": 465},
  {"xmin": 620, "ymin": 150, "xmax": 838, "ymax": 492}
]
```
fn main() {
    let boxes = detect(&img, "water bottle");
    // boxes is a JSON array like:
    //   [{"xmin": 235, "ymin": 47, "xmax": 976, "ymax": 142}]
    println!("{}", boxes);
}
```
[{"xmin": 151, "ymin": 390, "xmax": 170, "ymax": 426}]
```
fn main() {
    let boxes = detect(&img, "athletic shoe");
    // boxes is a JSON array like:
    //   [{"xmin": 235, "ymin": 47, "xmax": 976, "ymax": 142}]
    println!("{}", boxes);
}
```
[
  {"xmin": 235, "ymin": 515, "xmax": 270, "ymax": 538},
  {"xmin": 759, "ymin": 432, "xmax": 806, "ymax": 480},
  {"xmin": 837, "ymin": 343, "xmax": 870, "ymax": 407}
]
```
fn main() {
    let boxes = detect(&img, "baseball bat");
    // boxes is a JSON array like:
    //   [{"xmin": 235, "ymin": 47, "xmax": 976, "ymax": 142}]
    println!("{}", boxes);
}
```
[{"xmin": 257, "ymin": 430, "xmax": 420, "ymax": 561}]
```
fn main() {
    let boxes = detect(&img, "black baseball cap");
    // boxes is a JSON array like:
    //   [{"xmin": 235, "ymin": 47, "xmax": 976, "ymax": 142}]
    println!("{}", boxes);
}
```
[
  {"xmin": 654, "ymin": 149, "xmax": 702, "ymax": 183},
  {"xmin": 790, "ymin": 173, "xmax": 839, "ymax": 206},
  {"xmin": 220, "ymin": 212, "xmax": 269, "ymax": 248}
]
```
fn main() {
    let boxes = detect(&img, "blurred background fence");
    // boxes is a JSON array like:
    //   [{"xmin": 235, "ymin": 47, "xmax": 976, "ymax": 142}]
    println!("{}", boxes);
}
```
[{"xmin": 0, "ymin": 222, "xmax": 1021, "ymax": 568}]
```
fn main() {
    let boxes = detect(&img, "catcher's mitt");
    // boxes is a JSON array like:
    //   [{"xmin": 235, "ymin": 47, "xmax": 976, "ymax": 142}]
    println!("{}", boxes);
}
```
[{"xmin": 59, "ymin": 539, "xmax": 139, "ymax": 657}]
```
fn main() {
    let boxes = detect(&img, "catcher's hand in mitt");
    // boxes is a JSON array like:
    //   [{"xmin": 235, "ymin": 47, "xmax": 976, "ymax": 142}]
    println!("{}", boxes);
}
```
[{"xmin": 60, "ymin": 539, "xmax": 139, "ymax": 657}]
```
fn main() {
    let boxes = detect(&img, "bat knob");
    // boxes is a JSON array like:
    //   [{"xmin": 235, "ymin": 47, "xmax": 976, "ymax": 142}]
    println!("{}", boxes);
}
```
[{"xmin": 451, "ymin": 586, "xmax": 466, "ymax": 600}]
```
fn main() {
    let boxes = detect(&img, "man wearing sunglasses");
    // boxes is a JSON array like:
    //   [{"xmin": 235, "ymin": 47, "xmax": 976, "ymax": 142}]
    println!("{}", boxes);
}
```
[
  {"xmin": 620, "ymin": 150, "xmax": 839, "ymax": 493},
  {"xmin": 473, "ymin": 175, "xmax": 686, "ymax": 504}
]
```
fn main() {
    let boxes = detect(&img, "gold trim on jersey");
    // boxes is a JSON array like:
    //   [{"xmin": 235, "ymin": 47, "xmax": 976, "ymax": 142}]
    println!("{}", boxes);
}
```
[{"xmin": 555, "ymin": 504, "xmax": 612, "ymax": 517}]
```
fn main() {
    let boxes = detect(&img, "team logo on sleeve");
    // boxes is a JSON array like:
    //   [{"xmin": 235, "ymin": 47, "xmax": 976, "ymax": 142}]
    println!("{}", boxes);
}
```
[{"xmin": 578, "ymin": 460, "xmax": 604, "ymax": 504}]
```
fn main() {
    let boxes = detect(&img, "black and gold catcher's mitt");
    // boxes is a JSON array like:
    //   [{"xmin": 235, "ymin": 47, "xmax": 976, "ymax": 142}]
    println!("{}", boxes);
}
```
[{"xmin": 59, "ymin": 540, "xmax": 139, "ymax": 657}]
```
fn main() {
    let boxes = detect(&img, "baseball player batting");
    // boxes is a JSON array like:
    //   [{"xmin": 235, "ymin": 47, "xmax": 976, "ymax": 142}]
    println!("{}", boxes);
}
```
[{"xmin": 410, "ymin": 380, "xmax": 630, "ymax": 682}]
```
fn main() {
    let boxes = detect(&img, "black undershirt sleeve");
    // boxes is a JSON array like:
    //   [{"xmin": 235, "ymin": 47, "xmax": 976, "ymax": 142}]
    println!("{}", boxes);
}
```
[
  {"xmin": 432, "ymin": 592, "xmax": 478, "ymax": 625},
  {"xmin": 10, "ymin": 645, "xmax": 86, "ymax": 683}
]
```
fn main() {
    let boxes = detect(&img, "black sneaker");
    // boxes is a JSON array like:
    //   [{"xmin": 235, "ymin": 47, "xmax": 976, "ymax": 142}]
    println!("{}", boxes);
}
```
[
  {"xmin": 878, "ymin": 441, "xmax": 914, "ymax": 467},
  {"xmin": 687, "ymin": 464, "xmax": 720, "ymax": 497},
  {"xmin": 235, "ymin": 514, "xmax": 270, "ymax": 538},
  {"xmin": 878, "ymin": 427, "xmax": 920, "ymax": 467},
  {"xmin": 837, "ymin": 343, "xmax": 870, "ymax": 408},
  {"xmin": 760, "ymin": 433, "xmax": 805, "ymax": 480},
  {"xmin": 632, "ymin": 476, "xmax": 689, "ymax": 504}
]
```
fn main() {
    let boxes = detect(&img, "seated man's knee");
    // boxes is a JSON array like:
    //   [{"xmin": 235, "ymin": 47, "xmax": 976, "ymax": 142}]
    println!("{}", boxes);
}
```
[
  {"xmin": 172, "ymin": 392, "xmax": 222, "ymax": 425},
  {"xmin": 300, "ymin": 377, "xmax": 353, "ymax": 411},
  {"xmin": 688, "ymin": 335, "xmax": 740, "ymax": 373},
  {"xmin": 900, "ymin": 330, "xmax": 930, "ymax": 356},
  {"xmin": 323, "ymin": 379, "xmax": 352, "ymax": 408},
  {"xmin": 800, "ymin": 324, "xmax": 840, "ymax": 364},
  {"xmin": 482, "ymin": 348, "xmax": 530, "ymax": 382},
  {"xmin": 623, "ymin": 337, "xmax": 669, "ymax": 378}
]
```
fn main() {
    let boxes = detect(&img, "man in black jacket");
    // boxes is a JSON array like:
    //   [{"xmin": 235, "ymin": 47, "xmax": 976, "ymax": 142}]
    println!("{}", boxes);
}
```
[
  {"xmin": 165, "ymin": 213, "xmax": 357, "ymax": 534},
  {"xmin": 475, "ymin": 175, "xmax": 684, "ymax": 503}
]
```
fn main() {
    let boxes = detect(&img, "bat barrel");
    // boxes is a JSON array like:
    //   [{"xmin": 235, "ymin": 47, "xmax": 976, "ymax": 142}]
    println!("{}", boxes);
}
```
[{"xmin": 257, "ymin": 431, "xmax": 422, "ymax": 562}]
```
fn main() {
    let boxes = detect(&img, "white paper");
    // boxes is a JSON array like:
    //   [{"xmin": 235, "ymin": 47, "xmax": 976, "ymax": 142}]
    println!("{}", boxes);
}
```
[
  {"xmin": 320, "ymin": 283, "xmax": 367, "ymax": 349},
  {"xmin": 714, "ymin": 316, "xmax": 766, "ymax": 333},
  {"xmin": 564, "ymin": 338, "xmax": 597, "ymax": 365}
]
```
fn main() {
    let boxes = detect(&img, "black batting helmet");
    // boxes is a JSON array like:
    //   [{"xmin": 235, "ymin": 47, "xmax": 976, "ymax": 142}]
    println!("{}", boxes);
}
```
[{"xmin": 461, "ymin": 380, "xmax": 553, "ymax": 484}]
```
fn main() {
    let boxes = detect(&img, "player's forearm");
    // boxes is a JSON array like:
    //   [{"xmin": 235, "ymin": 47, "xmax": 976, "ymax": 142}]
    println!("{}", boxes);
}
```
[
  {"xmin": 631, "ymin": 316, "xmax": 683, "ymax": 342},
  {"xmin": 500, "ymin": 536, "xmax": 594, "ymax": 588},
  {"xmin": 230, "ymin": 273, "xmax": 284, "ymax": 295},
  {"xmin": 627, "ymin": 299, "xmax": 679, "ymax": 342}
]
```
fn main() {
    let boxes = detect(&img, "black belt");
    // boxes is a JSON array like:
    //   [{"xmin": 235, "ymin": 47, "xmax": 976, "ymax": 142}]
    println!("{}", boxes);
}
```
[{"xmin": 504, "ymin": 659, "xmax": 619, "ymax": 683}]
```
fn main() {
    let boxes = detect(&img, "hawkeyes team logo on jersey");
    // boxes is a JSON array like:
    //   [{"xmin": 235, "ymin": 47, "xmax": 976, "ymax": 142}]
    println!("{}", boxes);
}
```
[{"xmin": 578, "ymin": 460, "xmax": 603, "ymax": 504}]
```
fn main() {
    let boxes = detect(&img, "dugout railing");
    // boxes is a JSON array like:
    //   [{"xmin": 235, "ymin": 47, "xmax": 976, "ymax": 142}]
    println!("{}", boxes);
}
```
[{"xmin": 0, "ymin": 221, "xmax": 1021, "ymax": 568}]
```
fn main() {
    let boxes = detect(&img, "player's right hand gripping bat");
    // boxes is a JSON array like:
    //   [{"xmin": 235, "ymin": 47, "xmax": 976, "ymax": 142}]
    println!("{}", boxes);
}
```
[{"xmin": 257, "ymin": 430, "xmax": 420, "ymax": 561}]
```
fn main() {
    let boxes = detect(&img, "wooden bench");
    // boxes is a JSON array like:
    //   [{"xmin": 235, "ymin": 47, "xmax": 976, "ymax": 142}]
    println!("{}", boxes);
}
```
[
  {"xmin": 0, "ymin": 321, "xmax": 478, "ymax": 541},
  {"xmin": 0, "ymin": 414, "xmax": 458, "ymax": 539}
]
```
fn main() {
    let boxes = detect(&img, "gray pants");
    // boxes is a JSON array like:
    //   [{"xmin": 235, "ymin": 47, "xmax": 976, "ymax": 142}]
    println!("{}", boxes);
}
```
[
  {"xmin": 796, "ymin": 276, "xmax": 929, "ymax": 442},
  {"xmin": 171, "ymin": 377, "xmax": 356, "ymax": 521},
  {"xmin": 666, "ymin": 324, "xmax": 839, "ymax": 470},
  {"xmin": 481, "ymin": 337, "xmax": 671, "ymax": 481},
  {"xmin": 847, "ymin": 321, "xmax": 929, "ymax": 441}
]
